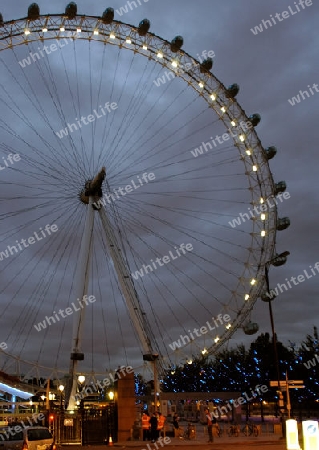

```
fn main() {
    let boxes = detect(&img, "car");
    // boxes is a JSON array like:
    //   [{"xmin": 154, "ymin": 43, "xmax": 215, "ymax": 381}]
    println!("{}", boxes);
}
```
[{"xmin": 0, "ymin": 426, "xmax": 55, "ymax": 450}]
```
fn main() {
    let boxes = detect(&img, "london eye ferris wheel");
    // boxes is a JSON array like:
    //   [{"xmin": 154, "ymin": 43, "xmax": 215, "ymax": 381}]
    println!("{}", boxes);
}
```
[{"xmin": 0, "ymin": 2, "xmax": 290, "ymax": 405}]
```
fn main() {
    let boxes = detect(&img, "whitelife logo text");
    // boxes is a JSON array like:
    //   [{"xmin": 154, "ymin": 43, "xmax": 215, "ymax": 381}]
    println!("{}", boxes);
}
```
[
  {"xmin": 55, "ymin": 102, "xmax": 118, "ymax": 139},
  {"xmin": 131, "ymin": 243, "xmax": 193, "ymax": 281},
  {"xmin": 0, "ymin": 224, "xmax": 58, "ymax": 261},
  {"xmin": 169, "ymin": 314, "xmax": 231, "ymax": 351},
  {"xmin": 34, "ymin": 295, "xmax": 96, "ymax": 332}
]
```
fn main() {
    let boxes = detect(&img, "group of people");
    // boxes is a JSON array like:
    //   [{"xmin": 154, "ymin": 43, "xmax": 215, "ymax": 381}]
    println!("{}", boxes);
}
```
[
  {"xmin": 142, "ymin": 411, "xmax": 166, "ymax": 443},
  {"xmin": 143, "ymin": 408, "xmax": 216, "ymax": 443}
]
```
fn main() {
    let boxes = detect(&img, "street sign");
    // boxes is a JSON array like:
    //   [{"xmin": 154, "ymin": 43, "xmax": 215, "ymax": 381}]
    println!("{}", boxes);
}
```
[
  {"xmin": 270, "ymin": 380, "xmax": 304, "ymax": 388},
  {"xmin": 270, "ymin": 381, "xmax": 286, "ymax": 387}
]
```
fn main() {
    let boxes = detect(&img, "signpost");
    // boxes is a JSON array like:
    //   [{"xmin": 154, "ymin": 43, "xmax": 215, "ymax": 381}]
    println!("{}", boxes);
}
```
[{"xmin": 270, "ymin": 378, "xmax": 304, "ymax": 417}]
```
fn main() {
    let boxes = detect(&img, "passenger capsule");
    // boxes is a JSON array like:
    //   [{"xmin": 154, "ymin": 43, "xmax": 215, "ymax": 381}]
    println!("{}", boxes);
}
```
[
  {"xmin": 248, "ymin": 113, "xmax": 261, "ymax": 127},
  {"xmin": 274, "ymin": 181, "xmax": 287, "ymax": 196},
  {"xmin": 170, "ymin": 36, "xmax": 183, "ymax": 53},
  {"xmin": 277, "ymin": 217, "xmax": 290, "ymax": 231},
  {"xmin": 225, "ymin": 83, "xmax": 240, "ymax": 98},
  {"xmin": 200, "ymin": 58, "xmax": 213, "ymax": 73},
  {"xmin": 272, "ymin": 254, "xmax": 288, "ymax": 267},
  {"xmin": 264, "ymin": 146, "xmax": 277, "ymax": 160},
  {"xmin": 138, "ymin": 19, "xmax": 150, "ymax": 36},
  {"xmin": 65, "ymin": 2, "xmax": 77, "ymax": 20},
  {"xmin": 260, "ymin": 290, "xmax": 276, "ymax": 302},
  {"xmin": 102, "ymin": 7, "xmax": 114, "ymax": 24},
  {"xmin": 28, "ymin": 3, "xmax": 40, "ymax": 20},
  {"xmin": 243, "ymin": 322, "xmax": 259, "ymax": 335}
]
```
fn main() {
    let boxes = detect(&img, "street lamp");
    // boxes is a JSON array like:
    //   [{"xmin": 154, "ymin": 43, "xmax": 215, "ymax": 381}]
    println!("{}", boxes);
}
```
[
  {"xmin": 40, "ymin": 395, "xmax": 46, "ymax": 410},
  {"xmin": 78, "ymin": 375, "xmax": 85, "ymax": 384},
  {"xmin": 263, "ymin": 251, "xmax": 290, "ymax": 435},
  {"xmin": 58, "ymin": 385, "xmax": 65, "ymax": 411},
  {"xmin": 77, "ymin": 376, "xmax": 86, "ymax": 446}
]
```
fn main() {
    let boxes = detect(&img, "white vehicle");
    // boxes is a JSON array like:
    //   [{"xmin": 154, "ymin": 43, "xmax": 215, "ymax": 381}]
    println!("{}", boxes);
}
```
[{"xmin": 0, "ymin": 426, "xmax": 55, "ymax": 450}]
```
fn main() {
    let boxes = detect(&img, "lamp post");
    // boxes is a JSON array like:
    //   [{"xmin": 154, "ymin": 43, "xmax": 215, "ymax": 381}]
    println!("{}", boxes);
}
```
[
  {"xmin": 264, "ymin": 251, "xmax": 290, "ymax": 436},
  {"xmin": 78, "ymin": 375, "xmax": 85, "ymax": 445},
  {"xmin": 58, "ymin": 385, "xmax": 65, "ymax": 411},
  {"xmin": 58, "ymin": 385, "xmax": 65, "ymax": 445},
  {"xmin": 40, "ymin": 395, "xmax": 46, "ymax": 411}
]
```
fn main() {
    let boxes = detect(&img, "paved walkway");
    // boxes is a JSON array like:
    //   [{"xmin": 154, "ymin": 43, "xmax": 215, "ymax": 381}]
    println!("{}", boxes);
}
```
[
  {"xmin": 61, "ymin": 440, "xmax": 287, "ymax": 450},
  {"xmin": 61, "ymin": 435, "xmax": 289, "ymax": 450}
]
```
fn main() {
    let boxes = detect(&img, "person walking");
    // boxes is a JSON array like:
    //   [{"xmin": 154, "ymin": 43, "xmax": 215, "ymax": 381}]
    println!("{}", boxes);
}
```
[
  {"xmin": 204, "ymin": 407, "xmax": 216, "ymax": 443},
  {"xmin": 149, "ymin": 412, "xmax": 158, "ymax": 443}
]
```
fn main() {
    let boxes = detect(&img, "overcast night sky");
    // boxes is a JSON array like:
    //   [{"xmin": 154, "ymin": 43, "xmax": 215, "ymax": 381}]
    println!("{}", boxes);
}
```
[{"xmin": 0, "ymin": 0, "xmax": 318, "ymax": 381}]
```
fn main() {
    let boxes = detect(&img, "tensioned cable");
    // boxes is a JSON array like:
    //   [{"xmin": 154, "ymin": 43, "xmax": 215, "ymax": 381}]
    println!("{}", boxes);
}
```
[
  {"xmin": 8, "ymin": 47, "xmax": 85, "ymax": 181},
  {"xmin": 95, "ymin": 217, "xmax": 139, "ymax": 364},
  {"xmin": 5, "ymin": 203, "xmax": 82, "ymax": 352},
  {"xmin": 106, "ymin": 57, "xmax": 170, "ymax": 170},
  {"xmin": 103, "ymin": 198, "xmax": 164, "ymax": 359}
]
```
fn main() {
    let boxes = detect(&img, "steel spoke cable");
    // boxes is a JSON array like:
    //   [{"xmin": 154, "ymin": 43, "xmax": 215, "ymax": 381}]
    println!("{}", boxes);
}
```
[
  {"xmin": 0, "ymin": 116, "xmax": 79, "ymax": 188},
  {"xmin": 118, "ymin": 196, "xmax": 244, "ymax": 273},
  {"xmin": 113, "ymin": 216, "xmax": 194, "ymax": 349},
  {"xmin": 116, "ymin": 205, "xmax": 233, "ymax": 308},
  {"xmin": 105, "ymin": 56, "xmax": 162, "ymax": 169},
  {"xmin": 3, "ymin": 50, "xmax": 82, "ymax": 180},
  {"xmin": 102, "ymin": 200, "xmax": 164, "ymax": 358},
  {"xmin": 107, "ymin": 82, "xmax": 194, "ymax": 177},
  {"xmin": 106, "ymin": 62, "xmax": 182, "ymax": 173},
  {"xmin": 58, "ymin": 38, "xmax": 91, "ymax": 175},
  {"xmin": 97, "ymin": 45, "xmax": 121, "ymax": 166},
  {"xmin": 4, "ymin": 203, "xmax": 81, "ymax": 348},
  {"xmin": 96, "ymin": 225, "xmax": 133, "ymax": 367},
  {"xmin": 34, "ymin": 43, "xmax": 89, "ymax": 179},
  {"xmin": 109, "ymin": 115, "xmax": 223, "ymax": 182},
  {"xmin": 0, "ymin": 201, "xmax": 80, "ymax": 299},
  {"xmin": 101, "ymin": 49, "xmax": 137, "ymax": 167},
  {"xmin": 95, "ymin": 218, "xmax": 139, "ymax": 363}
]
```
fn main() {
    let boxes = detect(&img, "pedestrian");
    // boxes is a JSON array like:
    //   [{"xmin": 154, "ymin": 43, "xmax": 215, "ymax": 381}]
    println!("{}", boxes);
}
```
[
  {"xmin": 149, "ymin": 412, "xmax": 158, "ymax": 443},
  {"xmin": 142, "ymin": 411, "xmax": 150, "ymax": 441},
  {"xmin": 172, "ymin": 413, "xmax": 179, "ymax": 430},
  {"xmin": 204, "ymin": 407, "xmax": 216, "ymax": 443},
  {"xmin": 157, "ymin": 412, "xmax": 166, "ymax": 438},
  {"xmin": 172, "ymin": 412, "xmax": 182, "ymax": 438}
]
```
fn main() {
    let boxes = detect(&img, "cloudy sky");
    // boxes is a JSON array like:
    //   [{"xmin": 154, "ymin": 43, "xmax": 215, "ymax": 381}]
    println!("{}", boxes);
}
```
[{"xmin": 0, "ymin": 0, "xmax": 318, "ymax": 384}]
